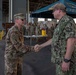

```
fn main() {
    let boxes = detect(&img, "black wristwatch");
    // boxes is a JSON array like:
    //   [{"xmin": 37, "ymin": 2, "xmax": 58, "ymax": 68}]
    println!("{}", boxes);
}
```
[{"xmin": 64, "ymin": 58, "xmax": 71, "ymax": 63}]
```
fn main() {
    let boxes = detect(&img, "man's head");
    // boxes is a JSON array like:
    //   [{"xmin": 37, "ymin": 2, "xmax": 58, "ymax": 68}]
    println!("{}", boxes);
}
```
[
  {"xmin": 49, "ymin": 3, "xmax": 66, "ymax": 19},
  {"xmin": 14, "ymin": 13, "xmax": 26, "ymax": 26},
  {"xmin": 49, "ymin": 3, "xmax": 66, "ymax": 12}
]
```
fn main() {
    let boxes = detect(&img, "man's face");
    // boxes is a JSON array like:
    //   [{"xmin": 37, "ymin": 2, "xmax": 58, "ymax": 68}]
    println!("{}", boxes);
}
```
[
  {"xmin": 16, "ymin": 18, "xmax": 26, "ymax": 26},
  {"xmin": 52, "ymin": 9, "xmax": 60, "ymax": 19}
]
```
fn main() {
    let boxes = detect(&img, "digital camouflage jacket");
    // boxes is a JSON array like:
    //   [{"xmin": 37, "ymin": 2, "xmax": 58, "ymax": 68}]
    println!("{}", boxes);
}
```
[{"xmin": 51, "ymin": 15, "xmax": 76, "ymax": 64}]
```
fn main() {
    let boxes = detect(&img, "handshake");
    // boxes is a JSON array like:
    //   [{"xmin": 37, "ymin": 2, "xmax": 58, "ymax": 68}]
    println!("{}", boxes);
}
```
[{"xmin": 31, "ymin": 44, "xmax": 42, "ymax": 52}]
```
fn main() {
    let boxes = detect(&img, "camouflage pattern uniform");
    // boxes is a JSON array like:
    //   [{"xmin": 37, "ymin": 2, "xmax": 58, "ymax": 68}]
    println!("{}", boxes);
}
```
[
  {"xmin": 5, "ymin": 25, "xmax": 34, "ymax": 75},
  {"xmin": 51, "ymin": 15, "xmax": 76, "ymax": 75}
]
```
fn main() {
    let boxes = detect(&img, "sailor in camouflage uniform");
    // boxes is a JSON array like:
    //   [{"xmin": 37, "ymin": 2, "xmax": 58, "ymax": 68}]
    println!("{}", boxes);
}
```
[
  {"xmin": 5, "ymin": 13, "xmax": 34, "ymax": 75},
  {"xmin": 34, "ymin": 3, "xmax": 76, "ymax": 75}
]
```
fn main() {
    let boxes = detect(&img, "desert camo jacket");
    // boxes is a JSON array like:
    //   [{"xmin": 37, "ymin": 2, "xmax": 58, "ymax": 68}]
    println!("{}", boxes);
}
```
[
  {"xmin": 5, "ymin": 25, "xmax": 34, "ymax": 60},
  {"xmin": 51, "ymin": 15, "xmax": 76, "ymax": 64}
]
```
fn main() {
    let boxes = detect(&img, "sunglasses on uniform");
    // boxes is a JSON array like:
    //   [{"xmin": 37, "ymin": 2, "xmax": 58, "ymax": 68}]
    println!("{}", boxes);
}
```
[
  {"xmin": 21, "ymin": 19, "xmax": 24, "ymax": 21},
  {"xmin": 16, "ymin": 18, "xmax": 25, "ymax": 21}
]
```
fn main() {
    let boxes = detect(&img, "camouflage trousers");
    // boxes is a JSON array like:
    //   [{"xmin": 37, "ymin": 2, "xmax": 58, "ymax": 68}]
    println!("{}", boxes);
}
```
[
  {"xmin": 56, "ymin": 62, "xmax": 76, "ymax": 75},
  {"xmin": 5, "ymin": 57, "xmax": 23, "ymax": 75}
]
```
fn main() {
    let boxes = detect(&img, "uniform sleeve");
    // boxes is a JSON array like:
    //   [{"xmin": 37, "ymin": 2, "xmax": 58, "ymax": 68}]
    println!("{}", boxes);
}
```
[
  {"xmin": 64, "ymin": 21, "xmax": 76, "ymax": 39},
  {"xmin": 10, "ymin": 31, "xmax": 34, "ymax": 54}
]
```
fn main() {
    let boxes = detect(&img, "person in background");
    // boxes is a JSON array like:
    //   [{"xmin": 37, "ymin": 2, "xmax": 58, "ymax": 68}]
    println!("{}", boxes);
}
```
[
  {"xmin": 46, "ymin": 21, "xmax": 57, "ymax": 39},
  {"xmin": 5, "ymin": 13, "xmax": 35, "ymax": 75},
  {"xmin": 34, "ymin": 3, "xmax": 76, "ymax": 75}
]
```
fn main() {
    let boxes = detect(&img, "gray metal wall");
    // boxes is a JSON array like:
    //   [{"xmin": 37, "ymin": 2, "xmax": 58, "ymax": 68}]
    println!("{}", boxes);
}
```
[
  {"xmin": 0, "ymin": 0, "xmax": 3, "ymax": 30},
  {"xmin": 12, "ymin": 0, "xmax": 26, "ymax": 22}
]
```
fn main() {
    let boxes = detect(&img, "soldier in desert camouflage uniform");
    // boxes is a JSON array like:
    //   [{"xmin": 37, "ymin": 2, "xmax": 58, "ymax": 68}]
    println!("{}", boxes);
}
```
[
  {"xmin": 34, "ymin": 3, "xmax": 76, "ymax": 75},
  {"xmin": 5, "ymin": 13, "xmax": 34, "ymax": 75}
]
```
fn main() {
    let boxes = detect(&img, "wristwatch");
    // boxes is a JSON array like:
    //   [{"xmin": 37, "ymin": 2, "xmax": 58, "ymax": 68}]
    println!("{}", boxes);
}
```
[{"xmin": 64, "ymin": 58, "xmax": 71, "ymax": 63}]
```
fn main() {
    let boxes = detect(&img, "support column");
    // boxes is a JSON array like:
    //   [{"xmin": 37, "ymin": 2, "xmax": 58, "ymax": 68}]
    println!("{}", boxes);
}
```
[
  {"xmin": 9, "ymin": 0, "xmax": 13, "ymax": 23},
  {"xmin": 26, "ymin": 0, "xmax": 29, "ymax": 23},
  {"xmin": 0, "ymin": 0, "xmax": 3, "ymax": 29}
]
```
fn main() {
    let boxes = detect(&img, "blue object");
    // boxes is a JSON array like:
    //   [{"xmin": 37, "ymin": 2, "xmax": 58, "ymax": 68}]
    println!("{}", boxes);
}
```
[{"xmin": 30, "ymin": 0, "xmax": 76, "ymax": 18}]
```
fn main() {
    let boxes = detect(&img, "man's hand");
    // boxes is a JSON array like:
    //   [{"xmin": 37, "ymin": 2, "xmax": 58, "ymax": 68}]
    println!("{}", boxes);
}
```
[
  {"xmin": 61, "ymin": 61, "xmax": 70, "ymax": 72},
  {"xmin": 34, "ymin": 44, "xmax": 42, "ymax": 52}
]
